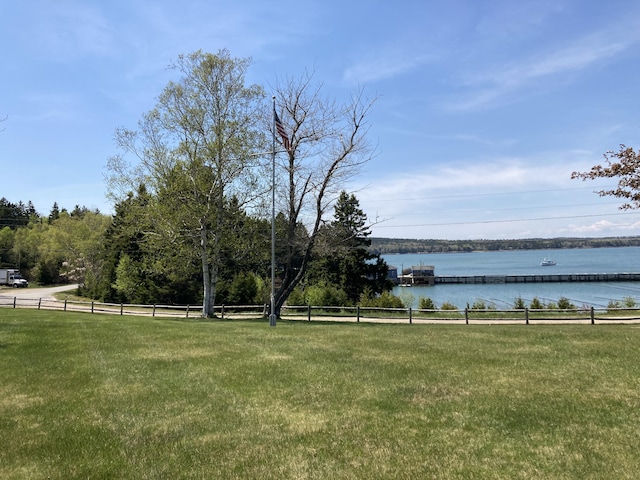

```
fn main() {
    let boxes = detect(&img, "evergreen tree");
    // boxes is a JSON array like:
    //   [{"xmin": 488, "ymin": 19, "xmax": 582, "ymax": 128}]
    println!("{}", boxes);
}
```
[
  {"xmin": 48, "ymin": 202, "xmax": 60, "ymax": 224},
  {"xmin": 0, "ymin": 197, "xmax": 32, "ymax": 229},
  {"xmin": 309, "ymin": 191, "xmax": 391, "ymax": 303}
]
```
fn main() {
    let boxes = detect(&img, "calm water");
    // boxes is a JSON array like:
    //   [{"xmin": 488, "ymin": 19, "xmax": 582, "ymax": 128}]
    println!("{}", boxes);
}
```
[{"xmin": 384, "ymin": 246, "xmax": 640, "ymax": 308}]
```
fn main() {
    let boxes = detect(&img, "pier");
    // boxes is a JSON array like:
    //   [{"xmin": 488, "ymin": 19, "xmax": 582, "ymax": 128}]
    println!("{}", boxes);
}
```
[{"xmin": 434, "ymin": 273, "xmax": 640, "ymax": 284}]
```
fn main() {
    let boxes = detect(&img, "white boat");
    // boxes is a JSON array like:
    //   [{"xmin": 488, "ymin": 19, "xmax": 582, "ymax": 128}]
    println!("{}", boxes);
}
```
[{"xmin": 540, "ymin": 258, "xmax": 556, "ymax": 266}]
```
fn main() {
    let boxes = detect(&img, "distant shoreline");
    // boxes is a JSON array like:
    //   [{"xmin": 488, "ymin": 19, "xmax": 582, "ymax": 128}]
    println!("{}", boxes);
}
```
[{"xmin": 370, "ymin": 236, "xmax": 640, "ymax": 255}]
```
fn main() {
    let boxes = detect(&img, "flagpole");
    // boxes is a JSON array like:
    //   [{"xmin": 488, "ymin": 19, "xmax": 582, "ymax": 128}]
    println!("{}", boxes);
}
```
[{"xmin": 269, "ymin": 96, "xmax": 277, "ymax": 327}]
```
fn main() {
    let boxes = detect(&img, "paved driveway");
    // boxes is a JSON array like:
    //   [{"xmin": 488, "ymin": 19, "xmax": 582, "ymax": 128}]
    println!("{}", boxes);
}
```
[{"xmin": 0, "ymin": 284, "xmax": 78, "ymax": 301}]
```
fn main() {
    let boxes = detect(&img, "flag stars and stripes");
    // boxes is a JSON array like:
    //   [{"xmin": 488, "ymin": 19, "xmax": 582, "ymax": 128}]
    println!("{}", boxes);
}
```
[{"xmin": 274, "ymin": 111, "xmax": 291, "ymax": 152}]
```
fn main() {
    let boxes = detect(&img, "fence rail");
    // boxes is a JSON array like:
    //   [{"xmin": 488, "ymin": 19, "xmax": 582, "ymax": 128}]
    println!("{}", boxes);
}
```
[{"xmin": 2, "ymin": 294, "xmax": 640, "ymax": 324}]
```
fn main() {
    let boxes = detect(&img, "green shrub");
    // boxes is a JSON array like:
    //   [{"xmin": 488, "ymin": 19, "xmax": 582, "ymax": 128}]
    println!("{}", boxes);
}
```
[
  {"xmin": 530, "ymin": 297, "xmax": 544, "ymax": 310},
  {"xmin": 359, "ymin": 291, "xmax": 404, "ymax": 308},
  {"xmin": 557, "ymin": 297, "xmax": 576, "ymax": 310},
  {"xmin": 397, "ymin": 290, "xmax": 415, "ymax": 309},
  {"xmin": 285, "ymin": 286, "xmax": 305, "ymax": 306},
  {"xmin": 227, "ymin": 272, "xmax": 259, "ymax": 305},
  {"xmin": 305, "ymin": 283, "xmax": 348, "ymax": 307},
  {"xmin": 419, "ymin": 297, "xmax": 436, "ymax": 310},
  {"xmin": 441, "ymin": 301, "xmax": 458, "ymax": 311},
  {"xmin": 623, "ymin": 296, "xmax": 636, "ymax": 308},
  {"xmin": 607, "ymin": 300, "xmax": 621, "ymax": 311},
  {"xmin": 471, "ymin": 300, "xmax": 486, "ymax": 310},
  {"xmin": 514, "ymin": 297, "xmax": 526, "ymax": 309}
]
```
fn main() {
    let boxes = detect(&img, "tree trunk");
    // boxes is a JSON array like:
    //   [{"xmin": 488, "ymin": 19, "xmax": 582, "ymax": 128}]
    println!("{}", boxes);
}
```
[{"xmin": 200, "ymin": 225, "xmax": 217, "ymax": 318}]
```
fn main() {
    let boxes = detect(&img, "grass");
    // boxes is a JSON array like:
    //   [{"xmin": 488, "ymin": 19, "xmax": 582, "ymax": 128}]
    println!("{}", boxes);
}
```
[{"xmin": 1, "ymin": 310, "xmax": 640, "ymax": 479}]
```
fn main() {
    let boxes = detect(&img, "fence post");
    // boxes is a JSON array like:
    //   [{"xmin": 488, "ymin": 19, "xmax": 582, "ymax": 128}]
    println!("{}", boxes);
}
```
[
  {"xmin": 221, "ymin": 304, "xmax": 225, "ymax": 319},
  {"xmin": 307, "ymin": 304, "xmax": 311, "ymax": 322},
  {"xmin": 186, "ymin": 305, "xmax": 190, "ymax": 318},
  {"xmin": 357, "ymin": 305, "xmax": 360, "ymax": 323},
  {"xmin": 13, "ymin": 297, "xmax": 16, "ymax": 308},
  {"xmin": 409, "ymin": 307, "xmax": 412, "ymax": 324},
  {"xmin": 120, "ymin": 303, "xmax": 123, "ymax": 315},
  {"xmin": 465, "ymin": 307, "xmax": 469, "ymax": 325},
  {"xmin": 152, "ymin": 304, "xmax": 155, "ymax": 317},
  {"xmin": 91, "ymin": 301, "xmax": 94, "ymax": 314},
  {"xmin": 590, "ymin": 306, "xmax": 595, "ymax": 325},
  {"xmin": 38, "ymin": 298, "xmax": 41, "ymax": 310},
  {"xmin": 64, "ymin": 299, "xmax": 67, "ymax": 312},
  {"xmin": 525, "ymin": 308, "xmax": 529, "ymax": 325}
]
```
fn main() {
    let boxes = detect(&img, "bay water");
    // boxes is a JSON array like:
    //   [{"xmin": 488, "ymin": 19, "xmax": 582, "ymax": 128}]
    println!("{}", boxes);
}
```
[{"xmin": 384, "ymin": 246, "xmax": 640, "ymax": 308}]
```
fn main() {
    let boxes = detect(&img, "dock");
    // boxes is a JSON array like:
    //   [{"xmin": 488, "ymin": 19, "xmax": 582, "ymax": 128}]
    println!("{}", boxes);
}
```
[{"xmin": 434, "ymin": 273, "xmax": 640, "ymax": 284}]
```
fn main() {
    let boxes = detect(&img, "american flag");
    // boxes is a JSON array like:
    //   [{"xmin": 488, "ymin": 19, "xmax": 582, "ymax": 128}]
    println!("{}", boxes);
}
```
[{"xmin": 274, "ymin": 111, "xmax": 290, "ymax": 152}]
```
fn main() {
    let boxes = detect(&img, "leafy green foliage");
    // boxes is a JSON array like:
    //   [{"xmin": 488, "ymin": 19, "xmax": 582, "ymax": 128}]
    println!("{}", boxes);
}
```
[
  {"xmin": 307, "ymin": 191, "xmax": 391, "ymax": 304},
  {"xmin": 304, "ymin": 282, "xmax": 348, "ymax": 307},
  {"xmin": 222, "ymin": 272, "xmax": 263, "ymax": 305},
  {"xmin": 557, "ymin": 297, "xmax": 576, "ymax": 310},
  {"xmin": 530, "ymin": 297, "xmax": 544, "ymax": 309},
  {"xmin": 106, "ymin": 50, "xmax": 267, "ymax": 317},
  {"xmin": 32, "ymin": 258, "xmax": 61, "ymax": 285},
  {"xmin": 607, "ymin": 300, "xmax": 621, "ymax": 311},
  {"xmin": 440, "ymin": 301, "xmax": 458, "ymax": 310},
  {"xmin": 0, "ymin": 197, "xmax": 35, "ymax": 230},
  {"xmin": 285, "ymin": 286, "xmax": 306, "ymax": 306},
  {"xmin": 0, "ymin": 226, "xmax": 15, "ymax": 265},
  {"xmin": 359, "ymin": 290, "xmax": 404, "ymax": 308},
  {"xmin": 419, "ymin": 297, "xmax": 436, "ymax": 310},
  {"xmin": 471, "ymin": 300, "xmax": 487, "ymax": 310},
  {"xmin": 514, "ymin": 296, "xmax": 526, "ymax": 309}
]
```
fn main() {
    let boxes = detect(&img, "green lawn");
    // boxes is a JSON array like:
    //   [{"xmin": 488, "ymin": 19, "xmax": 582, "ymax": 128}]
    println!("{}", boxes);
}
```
[{"xmin": 1, "ymin": 310, "xmax": 639, "ymax": 479}]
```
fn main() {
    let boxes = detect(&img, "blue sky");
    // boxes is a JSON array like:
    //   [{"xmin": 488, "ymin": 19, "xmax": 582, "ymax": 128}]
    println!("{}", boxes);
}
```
[{"xmin": 2, "ymin": 0, "xmax": 640, "ymax": 240}]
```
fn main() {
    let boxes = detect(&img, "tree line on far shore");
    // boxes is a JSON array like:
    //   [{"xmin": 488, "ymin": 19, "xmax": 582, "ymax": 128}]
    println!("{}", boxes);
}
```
[{"xmin": 370, "ymin": 236, "xmax": 640, "ymax": 255}]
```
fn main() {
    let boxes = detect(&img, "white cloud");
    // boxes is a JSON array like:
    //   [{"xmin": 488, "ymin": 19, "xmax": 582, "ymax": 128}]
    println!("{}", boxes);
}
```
[
  {"xmin": 448, "ymin": 30, "xmax": 638, "ymax": 111},
  {"xmin": 31, "ymin": 3, "xmax": 117, "ymax": 61},
  {"xmin": 481, "ymin": 40, "xmax": 627, "ymax": 88},
  {"xmin": 344, "ymin": 51, "xmax": 433, "ymax": 84},
  {"xmin": 350, "ymin": 147, "xmax": 633, "ymax": 239}
]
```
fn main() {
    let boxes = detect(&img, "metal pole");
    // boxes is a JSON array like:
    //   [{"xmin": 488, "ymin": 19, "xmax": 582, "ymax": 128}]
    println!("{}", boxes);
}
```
[{"xmin": 269, "ymin": 97, "xmax": 277, "ymax": 327}]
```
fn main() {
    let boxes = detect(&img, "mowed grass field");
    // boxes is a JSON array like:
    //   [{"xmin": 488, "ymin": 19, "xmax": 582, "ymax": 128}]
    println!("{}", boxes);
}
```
[{"xmin": 1, "ymin": 310, "xmax": 639, "ymax": 479}]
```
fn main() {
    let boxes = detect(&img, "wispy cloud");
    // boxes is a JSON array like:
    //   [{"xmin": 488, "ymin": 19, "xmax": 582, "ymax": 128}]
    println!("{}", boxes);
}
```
[
  {"xmin": 30, "ymin": 3, "xmax": 117, "ymax": 61},
  {"xmin": 344, "ymin": 50, "xmax": 434, "ymax": 84},
  {"xmin": 16, "ymin": 93, "xmax": 83, "ymax": 123},
  {"xmin": 342, "ymin": 19, "xmax": 442, "ymax": 85},
  {"xmin": 448, "ymin": 31, "xmax": 636, "ymax": 111},
  {"xmin": 352, "ymin": 149, "xmax": 609, "ymax": 226}
]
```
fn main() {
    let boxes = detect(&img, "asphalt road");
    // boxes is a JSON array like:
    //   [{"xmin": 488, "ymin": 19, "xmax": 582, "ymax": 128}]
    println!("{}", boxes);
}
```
[{"xmin": 0, "ymin": 284, "xmax": 79, "ymax": 300}]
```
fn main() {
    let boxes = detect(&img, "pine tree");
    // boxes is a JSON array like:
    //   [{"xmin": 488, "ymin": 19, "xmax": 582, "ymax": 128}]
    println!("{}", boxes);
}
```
[{"xmin": 309, "ymin": 191, "xmax": 391, "ymax": 303}]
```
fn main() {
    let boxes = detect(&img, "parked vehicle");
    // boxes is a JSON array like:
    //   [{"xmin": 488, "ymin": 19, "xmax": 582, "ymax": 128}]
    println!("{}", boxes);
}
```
[{"xmin": 0, "ymin": 268, "xmax": 28, "ymax": 288}]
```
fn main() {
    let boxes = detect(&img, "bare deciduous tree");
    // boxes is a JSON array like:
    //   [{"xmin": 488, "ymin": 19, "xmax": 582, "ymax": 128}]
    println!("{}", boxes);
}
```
[{"xmin": 271, "ymin": 73, "xmax": 377, "ymax": 316}]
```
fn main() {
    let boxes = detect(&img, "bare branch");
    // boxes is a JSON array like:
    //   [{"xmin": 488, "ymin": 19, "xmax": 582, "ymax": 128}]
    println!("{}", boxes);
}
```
[{"xmin": 270, "ymin": 72, "xmax": 377, "ymax": 314}]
